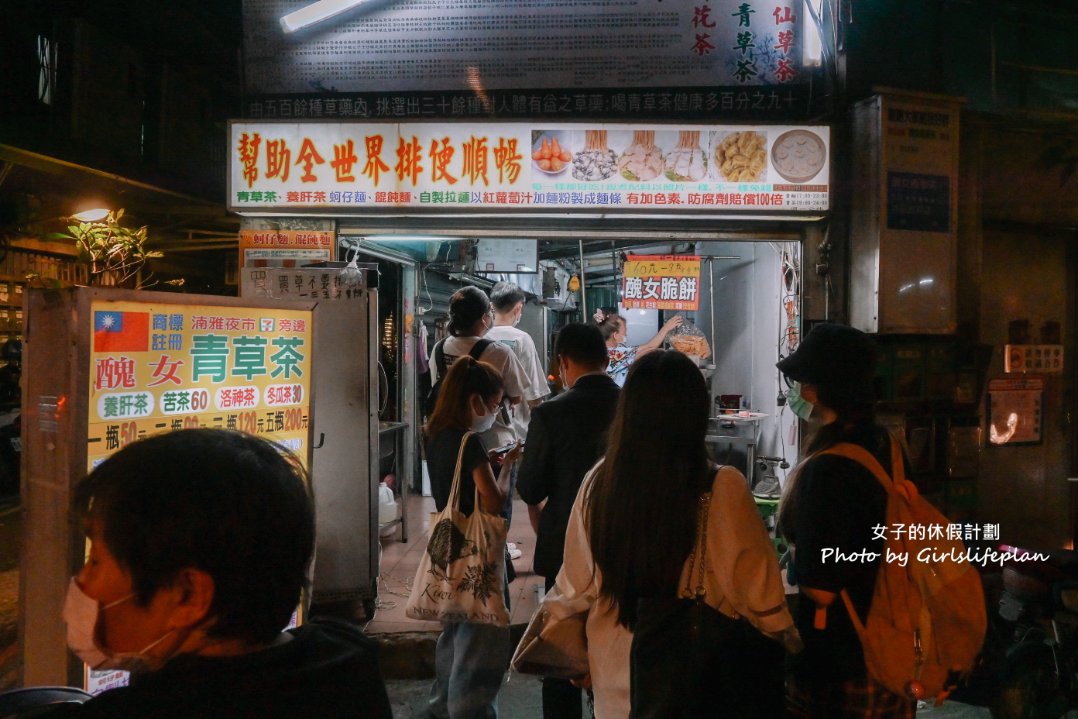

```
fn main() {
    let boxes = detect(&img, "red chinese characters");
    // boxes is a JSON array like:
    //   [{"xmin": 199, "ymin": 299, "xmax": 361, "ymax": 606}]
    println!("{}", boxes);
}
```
[
  {"xmin": 493, "ymin": 137, "xmax": 522, "ymax": 184},
  {"xmin": 296, "ymin": 138, "xmax": 325, "ymax": 182},
  {"xmin": 462, "ymin": 136, "xmax": 490, "ymax": 186},
  {"xmin": 395, "ymin": 135, "xmax": 424, "ymax": 186},
  {"xmin": 363, "ymin": 135, "xmax": 391, "ymax": 185},
  {"xmin": 331, "ymin": 139, "xmax": 359, "ymax": 182},
  {"xmin": 238, "ymin": 133, "xmax": 261, "ymax": 189},
  {"xmin": 430, "ymin": 137, "xmax": 458, "ymax": 185}
]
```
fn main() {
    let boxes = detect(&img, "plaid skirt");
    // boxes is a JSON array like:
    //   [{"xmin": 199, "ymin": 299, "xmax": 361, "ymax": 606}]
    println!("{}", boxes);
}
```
[{"xmin": 786, "ymin": 675, "xmax": 916, "ymax": 719}]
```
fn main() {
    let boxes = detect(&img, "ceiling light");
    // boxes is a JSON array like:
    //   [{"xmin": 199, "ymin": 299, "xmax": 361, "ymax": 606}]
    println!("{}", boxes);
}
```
[{"xmin": 280, "ymin": 0, "xmax": 371, "ymax": 34}]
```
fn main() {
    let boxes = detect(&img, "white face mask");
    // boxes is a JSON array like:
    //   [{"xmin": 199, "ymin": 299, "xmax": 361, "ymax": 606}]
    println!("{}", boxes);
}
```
[
  {"xmin": 62, "ymin": 577, "xmax": 175, "ymax": 673},
  {"xmin": 471, "ymin": 408, "xmax": 497, "ymax": 433}
]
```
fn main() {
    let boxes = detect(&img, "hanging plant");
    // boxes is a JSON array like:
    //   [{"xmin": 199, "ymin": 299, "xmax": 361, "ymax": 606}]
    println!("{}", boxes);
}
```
[{"xmin": 49, "ymin": 209, "xmax": 182, "ymax": 289}]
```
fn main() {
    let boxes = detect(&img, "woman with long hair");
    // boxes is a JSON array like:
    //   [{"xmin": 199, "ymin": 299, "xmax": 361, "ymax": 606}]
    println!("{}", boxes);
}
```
[
  {"xmin": 552, "ymin": 350, "xmax": 795, "ymax": 717},
  {"xmin": 776, "ymin": 323, "xmax": 915, "ymax": 719},
  {"xmin": 423, "ymin": 356, "xmax": 522, "ymax": 719},
  {"xmin": 594, "ymin": 310, "xmax": 682, "ymax": 387}
]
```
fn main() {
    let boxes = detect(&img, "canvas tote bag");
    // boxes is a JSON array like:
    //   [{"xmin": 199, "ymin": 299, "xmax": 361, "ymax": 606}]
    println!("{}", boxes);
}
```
[{"xmin": 406, "ymin": 432, "xmax": 510, "ymax": 626}]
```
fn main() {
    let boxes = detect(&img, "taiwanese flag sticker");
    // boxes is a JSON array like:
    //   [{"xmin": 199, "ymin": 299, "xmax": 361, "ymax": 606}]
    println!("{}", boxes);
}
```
[{"xmin": 94, "ymin": 311, "xmax": 149, "ymax": 352}]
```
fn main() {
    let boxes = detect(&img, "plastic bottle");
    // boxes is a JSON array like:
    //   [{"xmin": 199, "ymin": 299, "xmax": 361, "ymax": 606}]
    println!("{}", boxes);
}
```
[{"xmin": 378, "ymin": 481, "xmax": 398, "ymax": 530}]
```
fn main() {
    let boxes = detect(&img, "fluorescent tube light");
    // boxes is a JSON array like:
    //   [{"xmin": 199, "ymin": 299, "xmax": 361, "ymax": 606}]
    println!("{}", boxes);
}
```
[{"xmin": 280, "ymin": 0, "xmax": 370, "ymax": 34}]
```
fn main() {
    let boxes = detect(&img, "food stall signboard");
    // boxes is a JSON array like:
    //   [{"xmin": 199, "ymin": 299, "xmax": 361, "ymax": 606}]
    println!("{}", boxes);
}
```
[
  {"xmin": 229, "ymin": 122, "xmax": 830, "ymax": 213},
  {"xmin": 239, "ymin": 228, "xmax": 335, "ymax": 269},
  {"xmin": 87, "ymin": 300, "xmax": 313, "ymax": 472},
  {"xmin": 622, "ymin": 255, "xmax": 701, "ymax": 311},
  {"xmin": 84, "ymin": 298, "xmax": 313, "ymax": 693}
]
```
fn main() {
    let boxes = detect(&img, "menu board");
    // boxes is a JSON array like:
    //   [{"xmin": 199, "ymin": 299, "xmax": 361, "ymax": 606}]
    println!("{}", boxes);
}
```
[
  {"xmin": 87, "ymin": 300, "xmax": 313, "ymax": 473},
  {"xmin": 230, "ymin": 122, "xmax": 830, "ymax": 213},
  {"xmin": 243, "ymin": 0, "xmax": 811, "ymax": 120}
]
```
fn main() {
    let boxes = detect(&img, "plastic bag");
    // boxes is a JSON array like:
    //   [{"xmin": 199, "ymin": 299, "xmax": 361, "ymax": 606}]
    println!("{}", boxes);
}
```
[{"xmin": 668, "ymin": 321, "xmax": 711, "ymax": 360}]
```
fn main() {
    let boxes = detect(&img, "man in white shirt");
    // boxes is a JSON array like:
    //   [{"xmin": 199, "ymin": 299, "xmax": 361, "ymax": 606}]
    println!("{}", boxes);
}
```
[
  {"xmin": 483, "ymin": 283, "xmax": 551, "ymax": 555},
  {"xmin": 484, "ymin": 282, "xmax": 551, "ymax": 442}
]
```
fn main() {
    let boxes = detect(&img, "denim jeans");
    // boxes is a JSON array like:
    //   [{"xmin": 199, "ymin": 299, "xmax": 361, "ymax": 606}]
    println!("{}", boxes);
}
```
[
  {"xmin": 502, "ymin": 461, "xmax": 519, "ymax": 528},
  {"xmin": 427, "ymin": 620, "xmax": 511, "ymax": 718}
]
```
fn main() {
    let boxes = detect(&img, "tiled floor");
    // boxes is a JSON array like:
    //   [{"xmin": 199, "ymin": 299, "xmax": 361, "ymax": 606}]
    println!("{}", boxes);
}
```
[{"xmin": 369, "ymin": 493, "xmax": 545, "ymax": 634}]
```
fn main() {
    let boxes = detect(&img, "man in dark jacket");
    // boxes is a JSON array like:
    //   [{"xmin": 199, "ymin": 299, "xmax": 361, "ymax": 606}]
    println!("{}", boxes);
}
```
[
  {"xmin": 517, "ymin": 323, "xmax": 619, "ymax": 719},
  {"xmin": 51, "ymin": 429, "xmax": 391, "ymax": 719}
]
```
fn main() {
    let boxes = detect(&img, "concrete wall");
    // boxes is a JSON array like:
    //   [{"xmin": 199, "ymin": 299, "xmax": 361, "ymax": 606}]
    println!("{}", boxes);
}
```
[
  {"xmin": 957, "ymin": 120, "xmax": 1077, "ymax": 549},
  {"xmin": 975, "ymin": 226, "xmax": 1071, "ymax": 548}
]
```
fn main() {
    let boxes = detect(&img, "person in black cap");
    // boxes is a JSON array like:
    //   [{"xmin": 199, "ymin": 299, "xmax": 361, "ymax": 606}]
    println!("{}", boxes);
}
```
[{"xmin": 776, "ymin": 324, "xmax": 916, "ymax": 719}]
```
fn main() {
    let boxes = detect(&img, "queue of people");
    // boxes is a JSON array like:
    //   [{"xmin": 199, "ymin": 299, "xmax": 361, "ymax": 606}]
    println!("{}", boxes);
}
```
[{"xmin": 48, "ymin": 296, "xmax": 983, "ymax": 719}]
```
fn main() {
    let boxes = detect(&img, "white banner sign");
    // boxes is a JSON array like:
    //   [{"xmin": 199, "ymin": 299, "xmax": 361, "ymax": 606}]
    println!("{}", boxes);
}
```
[{"xmin": 229, "ymin": 122, "xmax": 829, "ymax": 213}]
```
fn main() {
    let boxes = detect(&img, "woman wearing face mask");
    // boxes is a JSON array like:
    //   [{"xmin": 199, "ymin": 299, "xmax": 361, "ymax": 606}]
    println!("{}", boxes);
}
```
[
  {"xmin": 423, "ymin": 356, "xmax": 523, "ymax": 718},
  {"xmin": 776, "ymin": 324, "xmax": 916, "ymax": 719},
  {"xmin": 56, "ymin": 429, "xmax": 391, "ymax": 718},
  {"xmin": 431, "ymin": 286, "xmax": 529, "ymax": 458},
  {"xmin": 594, "ymin": 309, "xmax": 683, "ymax": 388}
]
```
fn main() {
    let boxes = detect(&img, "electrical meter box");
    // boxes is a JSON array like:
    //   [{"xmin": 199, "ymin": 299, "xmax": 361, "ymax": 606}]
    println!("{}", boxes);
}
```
[{"xmin": 849, "ymin": 90, "xmax": 964, "ymax": 334}]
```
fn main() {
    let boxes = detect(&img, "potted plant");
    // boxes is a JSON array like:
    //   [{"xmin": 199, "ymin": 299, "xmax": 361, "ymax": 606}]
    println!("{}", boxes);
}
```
[{"xmin": 50, "ymin": 209, "xmax": 180, "ymax": 289}]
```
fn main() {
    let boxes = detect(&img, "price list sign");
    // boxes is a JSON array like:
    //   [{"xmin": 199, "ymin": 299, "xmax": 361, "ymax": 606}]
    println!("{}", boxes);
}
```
[{"xmin": 87, "ymin": 300, "xmax": 313, "ymax": 472}]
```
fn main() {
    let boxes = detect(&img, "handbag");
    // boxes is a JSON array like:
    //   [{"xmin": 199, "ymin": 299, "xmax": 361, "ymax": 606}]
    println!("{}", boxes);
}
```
[
  {"xmin": 630, "ymin": 485, "xmax": 785, "ymax": 719},
  {"xmin": 511, "ymin": 584, "xmax": 590, "ymax": 679},
  {"xmin": 405, "ymin": 432, "xmax": 510, "ymax": 626}
]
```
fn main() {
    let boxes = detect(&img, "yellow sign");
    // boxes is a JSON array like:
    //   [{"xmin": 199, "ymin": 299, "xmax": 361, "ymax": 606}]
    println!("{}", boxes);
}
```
[
  {"xmin": 622, "ymin": 255, "xmax": 701, "ymax": 311},
  {"xmin": 87, "ymin": 300, "xmax": 313, "ymax": 472}
]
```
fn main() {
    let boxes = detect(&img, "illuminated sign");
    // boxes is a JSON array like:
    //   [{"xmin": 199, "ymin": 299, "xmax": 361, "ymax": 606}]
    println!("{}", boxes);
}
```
[
  {"xmin": 229, "ymin": 122, "xmax": 830, "ymax": 213},
  {"xmin": 87, "ymin": 300, "xmax": 313, "ymax": 472}
]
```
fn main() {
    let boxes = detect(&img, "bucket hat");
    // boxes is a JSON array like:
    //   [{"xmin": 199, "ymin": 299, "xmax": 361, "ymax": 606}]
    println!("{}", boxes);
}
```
[{"xmin": 776, "ymin": 323, "xmax": 877, "ymax": 398}]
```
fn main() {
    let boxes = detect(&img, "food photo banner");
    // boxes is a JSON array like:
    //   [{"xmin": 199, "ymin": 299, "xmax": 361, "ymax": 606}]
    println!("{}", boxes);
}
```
[
  {"xmin": 229, "ymin": 122, "xmax": 830, "ymax": 212},
  {"xmin": 622, "ymin": 255, "xmax": 702, "ymax": 311}
]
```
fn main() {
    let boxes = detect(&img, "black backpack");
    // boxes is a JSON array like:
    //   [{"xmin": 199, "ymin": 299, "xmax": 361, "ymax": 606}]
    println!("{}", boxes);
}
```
[{"xmin": 424, "ymin": 338, "xmax": 493, "ymax": 417}]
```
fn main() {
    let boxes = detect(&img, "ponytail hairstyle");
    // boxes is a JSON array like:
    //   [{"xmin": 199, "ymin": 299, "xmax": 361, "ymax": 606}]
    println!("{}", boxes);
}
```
[
  {"xmin": 424, "ymin": 356, "xmax": 504, "ymax": 437},
  {"xmin": 595, "ymin": 311, "xmax": 625, "ymax": 342},
  {"xmin": 447, "ymin": 286, "xmax": 491, "ymax": 337}
]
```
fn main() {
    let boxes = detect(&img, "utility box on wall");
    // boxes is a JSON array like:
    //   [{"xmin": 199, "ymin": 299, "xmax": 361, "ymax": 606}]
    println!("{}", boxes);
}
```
[{"xmin": 850, "ymin": 90, "xmax": 963, "ymax": 334}]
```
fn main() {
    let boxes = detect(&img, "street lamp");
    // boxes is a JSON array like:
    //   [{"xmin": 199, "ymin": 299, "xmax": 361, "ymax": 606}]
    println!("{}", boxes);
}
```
[{"xmin": 71, "ymin": 208, "xmax": 109, "ymax": 222}]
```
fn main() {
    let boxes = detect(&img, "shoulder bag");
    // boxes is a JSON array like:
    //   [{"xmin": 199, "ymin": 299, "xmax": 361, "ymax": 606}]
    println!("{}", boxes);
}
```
[
  {"xmin": 510, "ymin": 583, "xmax": 590, "ymax": 680},
  {"xmin": 630, "ymin": 480, "xmax": 785, "ymax": 718},
  {"xmin": 405, "ymin": 431, "xmax": 509, "ymax": 626}
]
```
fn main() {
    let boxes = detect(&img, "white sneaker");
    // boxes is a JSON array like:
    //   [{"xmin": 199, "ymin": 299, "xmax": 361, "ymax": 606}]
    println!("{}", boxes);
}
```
[{"xmin": 507, "ymin": 542, "xmax": 523, "ymax": 560}]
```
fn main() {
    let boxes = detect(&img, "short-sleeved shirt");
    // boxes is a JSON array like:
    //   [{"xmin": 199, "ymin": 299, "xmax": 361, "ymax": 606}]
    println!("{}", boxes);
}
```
[
  {"xmin": 606, "ymin": 343, "xmax": 637, "ymax": 387},
  {"xmin": 431, "ymin": 335, "xmax": 530, "ymax": 447},
  {"xmin": 785, "ymin": 422, "xmax": 892, "ymax": 684},
  {"xmin": 425, "ymin": 428, "xmax": 489, "ymax": 517},
  {"xmin": 483, "ymin": 324, "xmax": 551, "ymax": 440}
]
